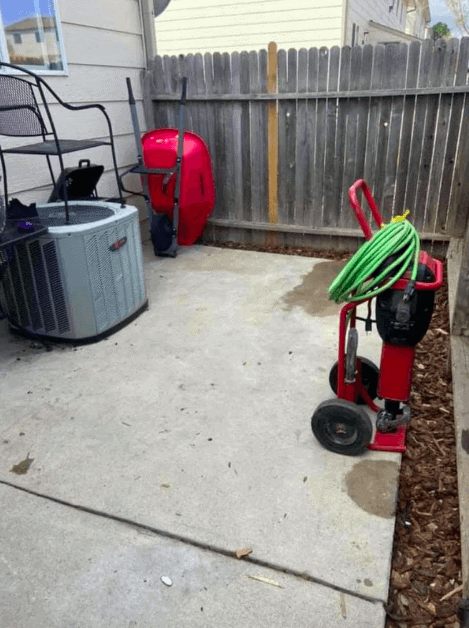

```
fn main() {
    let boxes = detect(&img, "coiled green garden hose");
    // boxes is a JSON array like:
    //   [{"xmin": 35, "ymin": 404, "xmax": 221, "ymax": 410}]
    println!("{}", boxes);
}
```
[{"xmin": 329, "ymin": 214, "xmax": 420, "ymax": 304}]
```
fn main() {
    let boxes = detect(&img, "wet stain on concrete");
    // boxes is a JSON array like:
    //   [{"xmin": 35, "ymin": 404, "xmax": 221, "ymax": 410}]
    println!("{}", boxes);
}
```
[
  {"xmin": 282, "ymin": 260, "xmax": 344, "ymax": 317},
  {"xmin": 461, "ymin": 429, "xmax": 469, "ymax": 454},
  {"xmin": 345, "ymin": 460, "xmax": 399, "ymax": 519},
  {"xmin": 10, "ymin": 452, "xmax": 34, "ymax": 475}
]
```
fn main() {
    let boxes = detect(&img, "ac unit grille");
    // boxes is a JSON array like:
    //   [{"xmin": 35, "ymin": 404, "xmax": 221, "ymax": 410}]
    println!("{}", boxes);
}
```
[
  {"xmin": 43, "ymin": 241, "xmax": 70, "ymax": 333},
  {"xmin": 1, "ymin": 238, "xmax": 70, "ymax": 334},
  {"xmin": 16, "ymin": 242, "xmax": 42, "ymax": 330},
  {"xmin": 8, "ymin": 251, "xmax": 30, "ymax": 329},
  {"xmin": 29, "ymin": 240, "xmax": 56, "ymax": 333},
  {"xmin": 85, "ymin": 220, "xmax": 145, "ymax": 334}
]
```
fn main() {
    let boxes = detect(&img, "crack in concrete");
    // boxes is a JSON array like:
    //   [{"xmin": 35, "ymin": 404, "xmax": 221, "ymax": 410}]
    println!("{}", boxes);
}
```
[{"xmin": 1, "ymin": 479, "xmax": 384, "ymax": 607}]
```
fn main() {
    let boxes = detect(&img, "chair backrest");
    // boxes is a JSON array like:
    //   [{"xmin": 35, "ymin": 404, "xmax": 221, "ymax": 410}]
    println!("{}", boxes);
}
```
[{"xmin": 0, "ymin": 74, "xmax": 47, "ymax": 137}]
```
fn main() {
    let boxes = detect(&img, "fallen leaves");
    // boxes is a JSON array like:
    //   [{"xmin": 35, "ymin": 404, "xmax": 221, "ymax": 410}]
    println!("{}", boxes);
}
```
[{"xmin": 236, "ymin": 548, "xmax": 253, "ymax": 559}]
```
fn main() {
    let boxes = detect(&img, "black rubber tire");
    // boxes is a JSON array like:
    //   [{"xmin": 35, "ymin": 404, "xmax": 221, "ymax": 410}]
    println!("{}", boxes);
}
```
[
  {"xmin": 311, "ymin": 399, "xmax": 373, "ymax": 456},
  {"xmin": 329, "ymin": 357, "xmax": 379, "ymax": 405}
]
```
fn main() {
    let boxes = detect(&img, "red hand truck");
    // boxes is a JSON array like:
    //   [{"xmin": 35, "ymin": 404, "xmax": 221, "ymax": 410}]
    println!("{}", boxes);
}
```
[{"xmin": 311, "ymin": 180, "xmax": 444, "ymax": 456}]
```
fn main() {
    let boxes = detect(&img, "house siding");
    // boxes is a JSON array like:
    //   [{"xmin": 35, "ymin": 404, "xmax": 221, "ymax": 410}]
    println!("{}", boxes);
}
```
[
  {"xmin": 155, "ymin": 0, "xmax": 427, "ymax": 56},
  {"xmin": 347, "ymin": 0, "xmax": 409, "ymax": 46},
  {"xmin": 155, "ymin": 0, "xmax": 343, "ymax": 55},
  {"xmin": 2, "ymin": 0, "xmax": 147, "ymax": 215},
  {"xmin": 406, "ymin": 8, "xmax": 427, "ymax": 38}
]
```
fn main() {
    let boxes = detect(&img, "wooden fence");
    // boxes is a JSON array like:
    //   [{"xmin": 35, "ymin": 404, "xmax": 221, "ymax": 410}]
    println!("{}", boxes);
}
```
[{"xmin": 143, "ymin": 38, "xmax": 469, "ymax": 250}]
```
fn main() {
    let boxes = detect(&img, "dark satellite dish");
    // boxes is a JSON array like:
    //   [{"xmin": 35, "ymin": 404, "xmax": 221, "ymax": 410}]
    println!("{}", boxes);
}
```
[{"xmin": 154, "ymin": 0, "xmax": 172, "ymax": 17}]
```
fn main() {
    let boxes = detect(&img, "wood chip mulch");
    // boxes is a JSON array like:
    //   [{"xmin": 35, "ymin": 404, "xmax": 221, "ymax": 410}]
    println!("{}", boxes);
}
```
[
  {"xmin": 385, "ymin": 268, "xmax": 462, "ymax": 628},
  {"xmin": 205, "ymin": 241, "xmax": 463, "ymax": 628}
]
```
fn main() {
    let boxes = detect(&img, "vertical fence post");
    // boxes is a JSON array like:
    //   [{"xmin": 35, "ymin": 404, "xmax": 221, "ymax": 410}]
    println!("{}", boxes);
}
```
[{"xmin": 267, "ymin": 42, "xmax": 279, "ymax": 244}]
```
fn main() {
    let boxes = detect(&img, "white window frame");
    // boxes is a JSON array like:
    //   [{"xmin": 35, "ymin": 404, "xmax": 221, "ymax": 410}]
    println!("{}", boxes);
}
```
[{"xmin": 0, "ymin": 0, "xmax": 68, "ymax": 75}]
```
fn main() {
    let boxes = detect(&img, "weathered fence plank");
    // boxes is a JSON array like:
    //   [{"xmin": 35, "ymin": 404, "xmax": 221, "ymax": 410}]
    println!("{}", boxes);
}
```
[
  {"xmin": 314, "ymin": 47, "xmax": 329, "ymax": 225},
  {"xmin": 258, "ymin": 48, "xmax": 268, "ymax": 226},
  {"xmin": 323, "ymin": 46, "xmax": 340, "ymax": 227},
  {"xmin": 250, "ymin": 50, "xmax": 265, "ymax": 224},
  {"xmin": 231, "ymin": 52, "xmax": 244, "ymax": 222},
  {"xmin": 436, "ymin": 38, "xmax": 468, "ymax": 234},
  {"xmin": 394, "ymin": 40, "xmax": 420, "ymax": 217},
  {"xmin": 382, "ymin": 42, "xmax": 407, "ymax": 222},
  {"xmin": 148, "ymin": 39, "xmax": 469, "ymax": 244},
  {"xmin": 239, "ymin": 51, "xmax": 252, "ymax": 224},
  {"xmin": 424, "ymin": 38, "xmax": 459, "ymax": 234},
  {"xmin": 211, "ymin": 52, "xmax": 226, "ymax": 217},
  {"xmin": 372, "ymin": 43, "xmax": 394, "ymax": 219},
  {"xmin": 363, "ymin": 44, "xmax": 385, "ymax": 208},
  {"xmin": 278, "ymin": 49, "xmax": 298, "ymax": 225},
  {"xmin": 404, "ymin": 39, "xmax": 432, "ymax": 226},
  {"xmin": 447, "ymin": 37, "xmax": 469, "ymax": 237},
  {"xmin": 294, "ymin": 48, "xmax": 308, "ymax": 227},
  {"xmin": 305, "ymin": 47, "xmax": 319, "ymax": 227},
  {"xmin": 334, "ymin": 45, "xmax": 351, "ymax": 228},
  {"xmin": 340, "ymin": 46, "xmax": 360, "ymax": 227},
  {"xmin": 347, "ymin": 44, "xmax": 373, "ymax": 230}
]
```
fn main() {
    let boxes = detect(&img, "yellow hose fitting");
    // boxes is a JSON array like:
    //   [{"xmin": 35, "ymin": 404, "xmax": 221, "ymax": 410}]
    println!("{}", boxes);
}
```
[{"xmin": 391, "ymin": 210, "xmax": 410, "ymax": 223}]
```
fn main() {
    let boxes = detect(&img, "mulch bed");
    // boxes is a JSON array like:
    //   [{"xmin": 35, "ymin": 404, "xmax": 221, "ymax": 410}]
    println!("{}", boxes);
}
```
[{"xmin": 205, "ymin": 241, "xmax": 463, "ymax": 627}]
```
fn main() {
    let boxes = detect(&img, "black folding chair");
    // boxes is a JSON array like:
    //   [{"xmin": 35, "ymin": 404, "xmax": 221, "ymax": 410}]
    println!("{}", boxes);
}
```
[{"xmin": 0, "ymin": 61, "xmax": 124, "ymax": 224}]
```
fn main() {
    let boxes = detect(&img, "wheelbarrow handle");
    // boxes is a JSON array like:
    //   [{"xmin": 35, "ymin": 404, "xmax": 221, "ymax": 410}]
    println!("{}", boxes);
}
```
[{"xmin": 348, "ymin": 179, "xmax": 384, "ymax": 240}]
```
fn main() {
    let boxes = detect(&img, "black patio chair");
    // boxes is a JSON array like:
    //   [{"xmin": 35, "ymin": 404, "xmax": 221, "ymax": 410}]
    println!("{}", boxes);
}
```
[{"xmin": 0, "ymin": 61, "xmax": 125, "ymax": 224}]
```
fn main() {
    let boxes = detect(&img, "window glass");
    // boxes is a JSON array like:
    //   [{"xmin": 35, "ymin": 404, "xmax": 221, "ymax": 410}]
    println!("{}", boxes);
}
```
[{"xmin": 0, "ymin": 0, "xmax": 65, "ymax": 71}]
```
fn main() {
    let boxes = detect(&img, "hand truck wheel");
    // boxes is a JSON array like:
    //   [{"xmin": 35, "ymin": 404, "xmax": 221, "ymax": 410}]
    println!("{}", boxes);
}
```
[
  {"xmin": 311, "ymin": 399, "xmax": 373, "ymax": 456},
  {"xmin": 328, "ymin": 357, "xmax": 379, "ymax": 404}
]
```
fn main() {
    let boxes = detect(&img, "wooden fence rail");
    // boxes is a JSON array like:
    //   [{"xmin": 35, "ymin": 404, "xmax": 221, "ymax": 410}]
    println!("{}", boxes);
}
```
[{"xmin": 143, "ymin": 38, "xmax": 469, "ymax": 248}]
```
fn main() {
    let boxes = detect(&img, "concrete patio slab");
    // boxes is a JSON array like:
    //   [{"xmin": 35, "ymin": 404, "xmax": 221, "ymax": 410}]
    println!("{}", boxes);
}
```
[
  {"xmin": 0, "ymin": 484, "xmax": 385, "ymax": 628},
  {"xmin": 0, "ymin": 245, "xmax": 399, "ymax": 613}
]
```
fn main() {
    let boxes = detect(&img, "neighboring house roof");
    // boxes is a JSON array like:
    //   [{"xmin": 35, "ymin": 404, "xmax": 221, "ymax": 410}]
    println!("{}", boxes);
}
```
[{"xmin": 4, "ymin": 16, "xmax": 56, "ymax": 33}]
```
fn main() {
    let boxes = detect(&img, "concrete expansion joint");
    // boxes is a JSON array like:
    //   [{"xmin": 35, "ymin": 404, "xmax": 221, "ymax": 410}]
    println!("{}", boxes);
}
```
[{"xmin": 1, "ymin": 478, "xmax": 384, "ymax": 608}]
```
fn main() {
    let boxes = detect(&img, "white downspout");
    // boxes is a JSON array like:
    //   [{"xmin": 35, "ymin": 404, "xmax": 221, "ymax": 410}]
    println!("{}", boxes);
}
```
[{"xmin": 138, "ymin": 0, "xmax": 157, "ymax": 68}]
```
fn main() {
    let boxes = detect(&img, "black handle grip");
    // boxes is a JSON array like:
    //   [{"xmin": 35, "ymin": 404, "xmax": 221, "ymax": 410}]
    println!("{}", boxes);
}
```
[
  {"xmin": 78, "ymin": 159, "xmax": 91, "ymax": 168},
  {"xmin": 181, "ymin": 77, "xmax": 187, "ymax": 104},
  {"xmin": 126, "ymin": 77, "xmax": 135, "ymax": 105}
]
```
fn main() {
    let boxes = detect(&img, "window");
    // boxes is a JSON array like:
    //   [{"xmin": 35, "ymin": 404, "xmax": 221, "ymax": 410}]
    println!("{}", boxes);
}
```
[{"xmin": 0, "ymin": 0, "xmax": 67, "ymax": 73}]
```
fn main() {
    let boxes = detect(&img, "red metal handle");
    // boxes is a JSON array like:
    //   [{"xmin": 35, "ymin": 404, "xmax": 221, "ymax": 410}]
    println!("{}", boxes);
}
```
[
  {"xmin": 394, "ymin": 256, "xmax": 444, "ymax": 291},
  {"xmin": 348, "ymin": 180, "xmax": 384, "ymax": 240}
]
